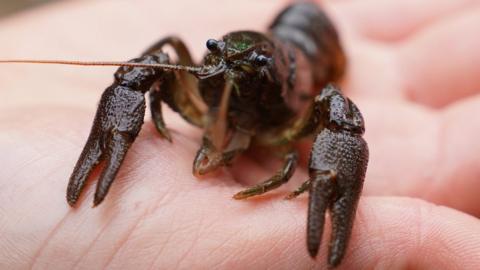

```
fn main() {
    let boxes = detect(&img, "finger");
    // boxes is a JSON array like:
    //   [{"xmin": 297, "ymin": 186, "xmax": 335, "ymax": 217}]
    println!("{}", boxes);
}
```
[
  {"xmin": 430, "ymin": 94, "xmax": 480, "ymax": 216},
  {"xmin": 398, "ymin": 6, "xmax": 480, "ymax": 107},
  {"xmin": 349, "ymin": 96, "xmax": 480, "ymax": 216},
  {"xmin": 340, "ymin": 197, "xmax": 480, "ymax": 269},
  {"xmin": 328, "ymin": 0, "xmax": 478, "ymax": 42},
  {"xmin": 92, "ymin": 197, "xmax": 480, "ymax": 269}
]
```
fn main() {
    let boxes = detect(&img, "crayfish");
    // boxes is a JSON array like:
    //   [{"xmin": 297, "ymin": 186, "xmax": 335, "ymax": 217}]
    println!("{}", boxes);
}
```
[{"xmin": 1, "ymin": 2, "xmax": 368, "ymax": 267}]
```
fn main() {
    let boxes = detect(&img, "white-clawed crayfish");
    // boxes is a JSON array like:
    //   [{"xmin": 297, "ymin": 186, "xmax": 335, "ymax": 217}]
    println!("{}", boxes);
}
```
[{"xmin": 0, "ymin": 3, "xmax": 368, "ymax": 267}]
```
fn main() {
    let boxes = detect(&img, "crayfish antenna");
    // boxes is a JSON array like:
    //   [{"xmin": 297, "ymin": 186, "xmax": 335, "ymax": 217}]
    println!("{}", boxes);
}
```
[{"xmin": 0, "ymin": 59, "xmax": 203, "ymax": 73}]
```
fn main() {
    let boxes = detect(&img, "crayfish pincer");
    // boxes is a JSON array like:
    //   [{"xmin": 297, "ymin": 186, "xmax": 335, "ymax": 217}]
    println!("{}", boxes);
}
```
[{"xmin": 0, "ymin": 2, "xmax": 368, "ymax": 267}]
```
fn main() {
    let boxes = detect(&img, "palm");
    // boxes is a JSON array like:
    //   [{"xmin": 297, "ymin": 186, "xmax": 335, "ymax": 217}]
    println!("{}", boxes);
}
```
[{"xmin": 1, "ymin": 1, "xmax": 479, "ymax": 269}]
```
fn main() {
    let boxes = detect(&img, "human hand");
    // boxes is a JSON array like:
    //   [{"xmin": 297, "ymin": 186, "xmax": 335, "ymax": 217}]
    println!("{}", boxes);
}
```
[{"xmin": 1, "ymin": 0, "xmax": 479, "ymax": 269}]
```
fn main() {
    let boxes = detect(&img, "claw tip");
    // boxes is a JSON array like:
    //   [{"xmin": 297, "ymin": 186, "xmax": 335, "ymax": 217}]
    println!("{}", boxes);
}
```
[
  {"xmin": 308, "ymin": 250, "xmax": 318, "ymax": 260},
  {"xmin": 232, "ymin": 193, "xmax": 245, "ymax": 200},
  {"xmin": 307, "ymin": 240, "xmax": 320, "ymax": 260},
  {"xmin": 66, "ymin": 194, "xmax": 78, "ymax": 207},
  {"xmin": 327, "ymin": 254, "xmax": 342, "ymax": 268},
  {"xmin": 164, "ymin": 134, "xmax": 173, "ymax": 143},
  {"xmin": 92, "ymin": 196, "xmax": 104, "ymax": 208},
  {"xmin": 67, "ymin": 199, "xmax": 77, "ymax": 207},
  {"xmin": 158, "ymin": 128, "xmax": 172, "ymax": 142}
]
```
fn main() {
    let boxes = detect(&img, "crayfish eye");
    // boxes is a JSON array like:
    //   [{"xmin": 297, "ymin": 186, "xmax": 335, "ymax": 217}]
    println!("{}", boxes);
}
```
[
  {"xmin": 254, "ymin": 54, "xmax": 268, "ymax": 66},
  {"xmin": 206, "ymin": 39, "xmax": 220, "ymax": 52}
]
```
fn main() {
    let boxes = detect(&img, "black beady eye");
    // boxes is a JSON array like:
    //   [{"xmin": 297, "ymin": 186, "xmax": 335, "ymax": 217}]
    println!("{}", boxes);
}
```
[
  {"xmin": 206, "ymin": 39, "xmax": 219, "ymax": 52},
  {"xmin": 254, "ymin": 55, "xmax": 268, "ymax": 66}
]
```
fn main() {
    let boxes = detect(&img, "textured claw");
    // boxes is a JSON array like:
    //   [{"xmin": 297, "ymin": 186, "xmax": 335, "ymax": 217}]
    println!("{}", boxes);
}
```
[
  {"xmin": 67, "ymin": 82, "xmax": 147, "ymax": 206},
  {"xmin": 294, "ymin": 85, "xmax": 369, "ymax": 267},
  {"xmin": 66, "ymin": 54, "xmax": 170, "ymax": 206},
  {"xmin": 306, "ymin": 130, "xmax": 367, "ymax": 267}
]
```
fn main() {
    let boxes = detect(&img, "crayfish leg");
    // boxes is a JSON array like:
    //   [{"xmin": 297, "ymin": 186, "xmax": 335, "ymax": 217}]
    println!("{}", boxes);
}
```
[
  {"xmin": 233, "ymin": 151, "xmax": 298, "ymax": 199},
  {"xmin": 149, "ymin": 84, "xmax": 173, "ymax": 142},
  {"xmin": 146, "ymin": 36, "xmax": 206, "ymax": 132},
  {"xmin": 284, "ymin": 179, "xmax": 311, "ymax": 200}
]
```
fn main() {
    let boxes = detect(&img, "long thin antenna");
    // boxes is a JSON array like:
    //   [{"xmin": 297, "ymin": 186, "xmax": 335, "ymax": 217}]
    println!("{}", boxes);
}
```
[{"xmin": 0, "ymin": 59, "xmax": 202, "ymax": 73}]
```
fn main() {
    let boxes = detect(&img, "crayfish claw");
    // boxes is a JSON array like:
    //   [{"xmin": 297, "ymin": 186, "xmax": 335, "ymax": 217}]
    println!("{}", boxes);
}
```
[
  {"xmin": 301, "ymin": 86, "xmax": 368, "ymax": 266},
  {"xmin": 67, "ymin": 82, "xmax": 147, "ymax": 206}
]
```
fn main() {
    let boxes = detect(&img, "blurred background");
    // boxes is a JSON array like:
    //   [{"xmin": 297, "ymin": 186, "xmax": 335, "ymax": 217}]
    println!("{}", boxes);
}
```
[{"xmin": 0, "ymin": 0, "xmax": 58, "ymax": 18}]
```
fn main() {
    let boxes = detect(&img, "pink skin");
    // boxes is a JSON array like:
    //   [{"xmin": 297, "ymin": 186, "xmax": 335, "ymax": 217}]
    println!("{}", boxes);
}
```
[{"xmin": 1, "ymin": 0, "xmax": 480, "ymax": 269}]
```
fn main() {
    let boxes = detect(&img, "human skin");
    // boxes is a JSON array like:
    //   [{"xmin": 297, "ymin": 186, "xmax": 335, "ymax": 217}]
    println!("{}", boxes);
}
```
[{"xmin": 1, "ymin": 0, "xmax": 480, "ymax": 269}]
